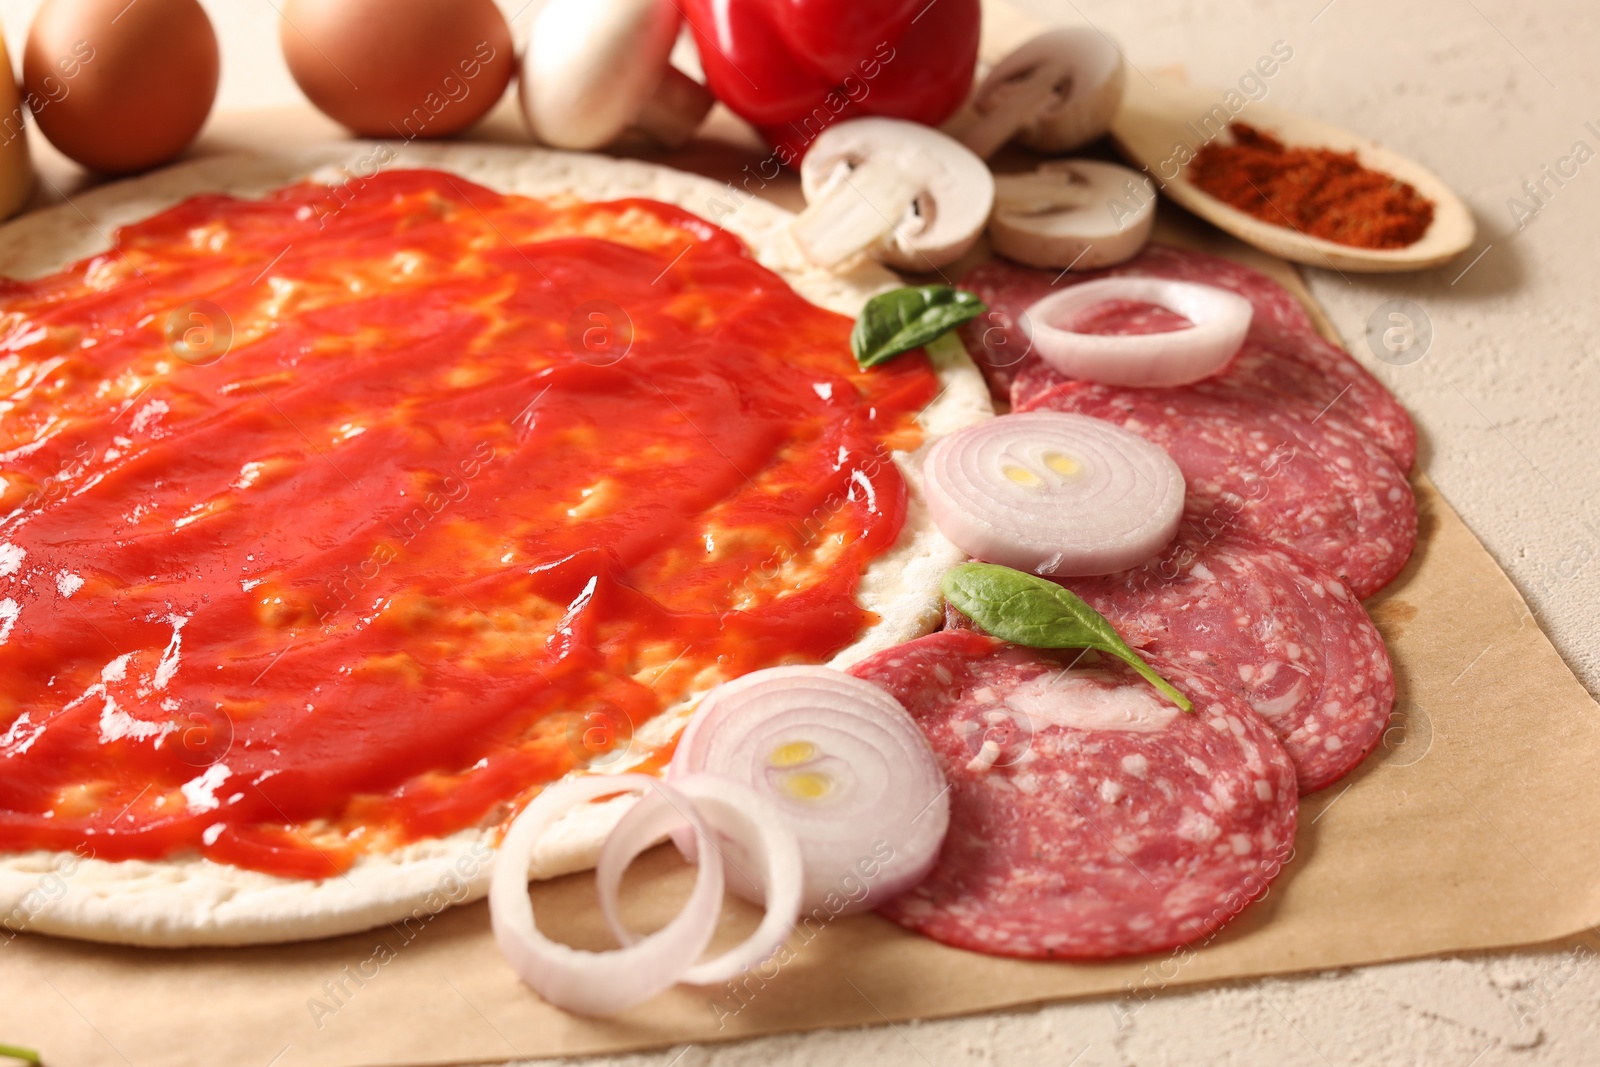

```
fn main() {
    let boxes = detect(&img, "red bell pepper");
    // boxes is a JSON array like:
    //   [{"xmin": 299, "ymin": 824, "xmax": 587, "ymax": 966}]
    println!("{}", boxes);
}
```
[{"xmin": 682, "ymin": 0, "xmax": 981, "ymax": 164}]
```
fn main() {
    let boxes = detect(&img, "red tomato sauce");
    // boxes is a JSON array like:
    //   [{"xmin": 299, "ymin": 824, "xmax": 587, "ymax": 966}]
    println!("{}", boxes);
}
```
[{"xmin": 0, "ymin": 170, "xmax": 936, "ymax": 878}]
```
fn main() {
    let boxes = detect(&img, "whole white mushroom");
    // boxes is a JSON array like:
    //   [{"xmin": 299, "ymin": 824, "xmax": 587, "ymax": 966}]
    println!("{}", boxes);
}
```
[{"xmin": 521, "ymin": 0, "xmax": 713, "ymax": 150}]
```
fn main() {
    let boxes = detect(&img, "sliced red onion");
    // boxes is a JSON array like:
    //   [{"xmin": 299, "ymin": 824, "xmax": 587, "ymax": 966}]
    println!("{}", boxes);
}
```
[
  {"xmin": 923, "ymin": 411, "xmax": 1184, "ymax": 576},
  {"xmin": 1023, "ymin": 277, "xmax": 1253, "ymax": 386},
  {"xmin": 489, "ymin": 774, "xmax": 724, "ymax": 1016},
  {"xmin": 669, "ymin": 666, "xmax": 948, "ymax": 916},
  {"xmin": 595, "ymin": 773, "xmax": 803, "ymax": 985}
]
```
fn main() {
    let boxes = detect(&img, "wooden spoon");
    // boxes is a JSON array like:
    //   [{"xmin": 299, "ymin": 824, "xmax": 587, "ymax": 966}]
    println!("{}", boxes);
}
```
[{"xmin": 1110, "ymin": 75, "xmax": 1475, "ymax": 273}]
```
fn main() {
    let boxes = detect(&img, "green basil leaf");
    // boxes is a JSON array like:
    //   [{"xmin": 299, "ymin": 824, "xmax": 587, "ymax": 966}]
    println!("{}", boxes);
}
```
[
  {"xmin": 0, "ymin": 1044, "xmax": 40, "ymax": 1066},
  {"xmin": 851, "ymin": 285, "xmax": 986, "ymax": 369},
  {"xmin": 943, "ymin": 562, "xmax": 1194, "ymax": 712}
]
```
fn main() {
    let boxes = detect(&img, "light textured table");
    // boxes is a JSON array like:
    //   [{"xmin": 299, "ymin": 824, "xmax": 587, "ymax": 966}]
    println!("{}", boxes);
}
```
[{"xmin": 2, "ymin": 0, "xmax": 1596, "ymax": 1063}]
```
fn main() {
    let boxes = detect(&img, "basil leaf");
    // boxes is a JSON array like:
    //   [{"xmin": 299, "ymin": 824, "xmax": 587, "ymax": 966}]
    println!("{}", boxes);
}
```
[
  {"xmin": 851, "ymin": 285, "xmax": 986, "ymax": 369},
  {"xmin": 0, "ymin": 1045, "xmax": 40, "ymax": 1066},
  {"xmin": 943, "ymin": 562, "xmax": 1194, "ymax": 712}
]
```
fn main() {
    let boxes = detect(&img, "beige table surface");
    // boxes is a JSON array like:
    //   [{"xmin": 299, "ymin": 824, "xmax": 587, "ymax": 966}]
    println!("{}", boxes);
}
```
[{"xmin": 3, "ymin": 0, "xmax": 1598, "ymax": 1064}]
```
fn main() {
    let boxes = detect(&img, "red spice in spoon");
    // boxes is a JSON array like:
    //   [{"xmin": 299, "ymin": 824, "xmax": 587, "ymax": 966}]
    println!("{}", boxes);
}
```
[{"xmin": 1187, "ymin": 123, "xmax": 1434, "ymax": 249}]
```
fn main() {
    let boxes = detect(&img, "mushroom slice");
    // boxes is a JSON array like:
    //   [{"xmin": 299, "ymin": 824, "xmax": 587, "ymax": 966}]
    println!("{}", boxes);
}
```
[
  {"xmin": 793, "ymin": 118, "xmax": 995, "ymax": 273},
  {"xmin": 522, "ymin": 0, "xmax": 713, "ymax": 150},
  {"xmin": 988, "ymin": 160, "xmax": 1155, "ymax": 270},
  {"xmin": 959, "ymin": 28, "xmax": 1126, "ymax": 159}
]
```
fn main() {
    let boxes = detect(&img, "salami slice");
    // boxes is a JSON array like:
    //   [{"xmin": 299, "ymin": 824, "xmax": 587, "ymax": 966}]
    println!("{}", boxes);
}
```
[
  {"xmin": 1057, "ymin": 523, "xmax": 1395, "ymax": 794},
  {"xmin": 1066, "ymin": 298, "xmax": 1192, "ymax": 335},
  {"xmin": 959, "ymin": 250, "xmax": 1416, "ymax": 471},
  {"xmin": 1020, "ymin": 380, "xmax": 1416, "ymax": 598},
  {"xmin": 851, "ymin": 631, "xmax": 1299, "ymax": 960},
  {"xmin": 1014, "ymin": 335, "xmax": 1415, "ymax": 472}
]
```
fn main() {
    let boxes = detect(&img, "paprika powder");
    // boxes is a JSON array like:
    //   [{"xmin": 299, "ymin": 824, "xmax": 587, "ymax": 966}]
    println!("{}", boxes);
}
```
[{"xmin": 1188, "ymin": 123, "xmax": 1434, "ymax": 249}]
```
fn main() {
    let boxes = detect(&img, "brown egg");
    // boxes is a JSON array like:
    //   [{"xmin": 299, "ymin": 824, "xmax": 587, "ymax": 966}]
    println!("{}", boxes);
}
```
[
  {"xmin": 24, "ymin": 0, "xmax": 219, "ymax": 175},
  {"xmin": 280, "ymin": 0, "xmax": 515, "ymax": 139}
]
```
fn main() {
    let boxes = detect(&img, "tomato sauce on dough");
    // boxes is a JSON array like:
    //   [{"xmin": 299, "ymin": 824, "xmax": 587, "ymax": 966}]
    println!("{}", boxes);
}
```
[{"xmin": 0, "ymin": 170, "xmax": 936, "ymax": 878}]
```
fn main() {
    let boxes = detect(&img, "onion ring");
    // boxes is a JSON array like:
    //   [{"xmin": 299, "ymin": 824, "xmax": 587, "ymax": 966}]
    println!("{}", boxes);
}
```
[
  {"xmin": 489, "ymin": 775, "xmax": 723, "ymax": 1015},
  {"xmin": 595, "ymin": 773, "xmax": 804, "ymax": 985},
  {"xmin": 1023, "ymin": 277, "xmax": 1252, "ymax": 386}
]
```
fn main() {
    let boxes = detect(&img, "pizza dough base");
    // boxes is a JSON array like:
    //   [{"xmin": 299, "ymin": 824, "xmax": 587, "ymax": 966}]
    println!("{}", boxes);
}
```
[{"xmin": 0, "ymin": 142, "xmax": 993, "ymax": 946}]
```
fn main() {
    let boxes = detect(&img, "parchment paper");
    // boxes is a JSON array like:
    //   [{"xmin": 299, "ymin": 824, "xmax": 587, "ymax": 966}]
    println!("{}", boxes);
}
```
[{"xmin": 4, "ymin": 5, "xmax": 1600, "ymax": 1066}]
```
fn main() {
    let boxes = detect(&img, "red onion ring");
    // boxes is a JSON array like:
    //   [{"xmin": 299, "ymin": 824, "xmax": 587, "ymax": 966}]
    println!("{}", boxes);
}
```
[
  {"xmin": 923, "ymin": 411, "xmax": 1185, "ymax": 576},
  {"xmin": 595, "ymin": 773, "xmax": 804, "ymax": 985},
  {"xmin": 1023, "ymin": 277, "xmax": 1253, "ymax": 386},
  {"xmin": 489, "ymin": 775, "xmax": 723, "ymax": 1016},
  {"xmin": 669, "ymin": 666, "xmax": 949, "ymax": 916}
]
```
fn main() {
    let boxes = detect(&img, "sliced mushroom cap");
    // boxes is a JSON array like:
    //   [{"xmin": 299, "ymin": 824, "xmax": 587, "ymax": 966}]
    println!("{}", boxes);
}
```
[
  {"xmin": 961, "ymin": 27, "xmax": 1126, "ymax": 159},
  {"xmin": 988, "ymin": 160, "xmax": 1155, "ymax": 270},
  {"xmin": 522, "ymin": 0, "xmax": 712, "ymax": 150},
  {"xmin": 794, "ymin": 118, "xmax": 995, "ymax": 273}
]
